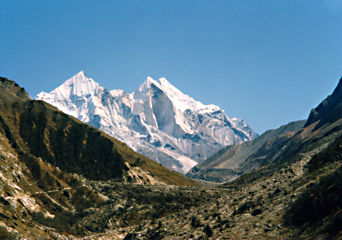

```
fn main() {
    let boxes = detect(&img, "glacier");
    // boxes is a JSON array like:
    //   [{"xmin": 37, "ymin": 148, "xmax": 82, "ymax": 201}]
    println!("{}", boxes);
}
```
[{"xmin": 36, "ymin": 71, "xmax": 257, "ymax": 173}]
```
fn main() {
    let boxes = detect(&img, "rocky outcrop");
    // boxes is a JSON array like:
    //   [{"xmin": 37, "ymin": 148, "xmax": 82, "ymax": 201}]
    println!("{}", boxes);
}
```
[{"xmin": 305, "ymin": 77, "xmax": 342, "ymax": 128}]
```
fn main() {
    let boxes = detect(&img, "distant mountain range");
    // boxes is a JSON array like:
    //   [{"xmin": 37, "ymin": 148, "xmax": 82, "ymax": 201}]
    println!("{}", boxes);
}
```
[
  {"xmin": 188, "ymin": 76, "xmax": 342, "ymax": 184},
  {"xmin": 187, "ymin": 120, "xmax": 306, "ymax": 182},
  {"xmin": 36, "ymin": 71, "xmax": 257, "ymax": 173}
]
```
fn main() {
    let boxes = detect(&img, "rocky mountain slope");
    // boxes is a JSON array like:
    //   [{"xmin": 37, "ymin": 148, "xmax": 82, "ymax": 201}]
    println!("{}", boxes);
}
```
[
  {"xmin": 187, "ymin": 120, "xmax": 305, "ymax": 182},
  {"xmin": 188, "ymin": 77, "xmax": 342, "ymax": 184},
  {"xmin": 0, "ymin": 77, "xmax": 197, "ymax": 238},
  {"xmin": 2, "ymin": 76, "xmax": 342, "ymax": 240},
  {"xmin": 224, "ymin": 77, "xmax": 342, "ymax": 239},
  {"xmin": 36, "ymin": 71, "xmax": 257, "ymax": 173}
]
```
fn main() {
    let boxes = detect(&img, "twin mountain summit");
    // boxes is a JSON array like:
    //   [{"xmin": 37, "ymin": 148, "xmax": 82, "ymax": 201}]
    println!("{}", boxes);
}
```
[
  {"xmin": 36, "ymin": 71, "xmax": 258, "ymax": 174},
  {"xmin": 1, "ymin": 72, "xmax": 342, "ymax": 239}
]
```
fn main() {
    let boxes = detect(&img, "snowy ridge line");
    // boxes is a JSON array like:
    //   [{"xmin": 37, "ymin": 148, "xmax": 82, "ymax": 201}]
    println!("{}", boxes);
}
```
[{"xmin": 36, "ymin": 71, "xmax": 257, "ymax": 173}]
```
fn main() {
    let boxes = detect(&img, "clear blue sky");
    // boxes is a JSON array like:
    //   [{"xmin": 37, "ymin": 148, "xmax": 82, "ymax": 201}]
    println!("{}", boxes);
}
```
[{"xmin": 1, "ymin": 0, "xmax": 341, "ymax": 133}]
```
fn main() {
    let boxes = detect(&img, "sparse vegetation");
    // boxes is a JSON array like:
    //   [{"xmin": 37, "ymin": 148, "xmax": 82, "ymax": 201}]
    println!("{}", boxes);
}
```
[
  {"xmin": 284, "ymin": 165, "xmax": 342, "ymax": 228},
  {"xmin": 2, "ymin": 76, "xmax": 342, "ymax": 239}
]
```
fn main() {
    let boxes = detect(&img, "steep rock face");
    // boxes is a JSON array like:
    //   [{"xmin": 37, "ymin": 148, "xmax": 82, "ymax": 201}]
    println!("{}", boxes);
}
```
[
  {"xmin": 187, "ymin": 120, "xmax": 305, "ymax": 182},
  {"xmin": 36, "ymin": 71, "xmax": 257, "ymax": 173},
  {"xmin": 305, "ymin": 77, "xmax": 342, "ymax": 128}
]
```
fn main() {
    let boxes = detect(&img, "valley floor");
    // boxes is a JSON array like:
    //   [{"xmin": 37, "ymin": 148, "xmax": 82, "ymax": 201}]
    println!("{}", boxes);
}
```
[
  {"xmin": 1, "ymin": 149, "xmax": 342, "ymax": 240},
  {"xmin": 65, "ymin": 149, "xmax": 341, "ymax": 240}
]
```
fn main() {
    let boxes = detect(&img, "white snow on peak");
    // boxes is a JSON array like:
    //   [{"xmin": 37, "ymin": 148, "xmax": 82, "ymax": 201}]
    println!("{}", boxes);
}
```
[
  {"xmin": 37, "ymin": 71, "xmax": 101, "ymax": 99},
  {"xmin": 136, "ymin": 76, "xmax": 155, "ymax": 92},
  {"xmin": 36, "ymin": 71, "xmax": 103, "ymax": 120},
  {"xmin": 136, "ymin": 76, "xmax": 220, "ymax": 113},
  {"xmin": 36, "ymin": 71, "xmax": 257, "ymax": 174},
  {"xmin": 57, "ymin": 70, "xmax": 101, "ymax": 97}
]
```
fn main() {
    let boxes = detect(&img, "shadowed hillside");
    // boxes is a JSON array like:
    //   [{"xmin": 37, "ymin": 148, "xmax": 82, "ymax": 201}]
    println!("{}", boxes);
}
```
[{"xmin": 1, "ymin": 76, "xmax": 342, "ymax": 239}]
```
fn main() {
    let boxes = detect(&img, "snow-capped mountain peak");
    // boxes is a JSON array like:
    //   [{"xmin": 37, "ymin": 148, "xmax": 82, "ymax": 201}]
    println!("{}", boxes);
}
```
[
  {"xmin": 36, "ymin": 71, "xmax": 103, "ymax": 119},
  {"xmin": 135, "ymin": 76, "xmax": 220, "ymax": 114},
  {"xmin": 59, "ymin": 70, "xmax": 100, "ymax": 97},
  {"xmin": 37, "ymin": 71, "xmax": 100, "ymax": 99},
  {"xmin": 137, "ymin": 76, "xmax": 156, "ymax": 92},
  {"xmin": 36, "ymin": 71, "xmax": 257, "ymax": 173}
]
